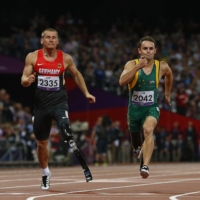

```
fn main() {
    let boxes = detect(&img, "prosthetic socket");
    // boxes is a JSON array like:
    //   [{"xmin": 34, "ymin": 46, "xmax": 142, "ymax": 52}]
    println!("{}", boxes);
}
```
[
  {"xmin": 60, "ymin": 123, "xmax": 77, "ymax": 151},
  {"xmin": 60, "ymin": 123, "xmax": 74, "ymax": 142}
]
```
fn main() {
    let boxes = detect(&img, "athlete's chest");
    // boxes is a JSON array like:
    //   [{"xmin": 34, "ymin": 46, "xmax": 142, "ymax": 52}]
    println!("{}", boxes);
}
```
[
  {"xmin": 35, "ymin": 62, "xmax": 64, "ymax": 75},
  {"xmin": 136, "ymin": 68, "xmax": 156, "ymax": 88},
  {"xmin": 35, "ymin": 56, "xmax": 65, "ymax": 76}
]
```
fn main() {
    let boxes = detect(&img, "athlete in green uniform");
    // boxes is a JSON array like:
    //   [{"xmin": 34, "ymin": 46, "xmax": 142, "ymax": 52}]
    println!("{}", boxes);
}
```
[{"xmin": 119, "ymin": 36, "xmax": 173, "ymax": 179}]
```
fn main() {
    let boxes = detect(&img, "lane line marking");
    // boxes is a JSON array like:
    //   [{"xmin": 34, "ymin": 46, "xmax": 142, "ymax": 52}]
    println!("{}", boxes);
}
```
[
  {"xmin": 169, "ymin": 191, "xmax": 200, "ymax": 200},
  {"xmin": 0, "ymin": 193, "xmax": 29, "ymax": 195},
  {"xmin": 0, "ymin": 171, "xmax": 199, "ymax": 187},
  {"xmin": 26, "ymin": 178, "xmax": 200, "ymax": 200}
]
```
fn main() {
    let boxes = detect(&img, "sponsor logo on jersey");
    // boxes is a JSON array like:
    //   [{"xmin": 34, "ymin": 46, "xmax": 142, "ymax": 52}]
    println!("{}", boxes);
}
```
[{"xmin": 37, "ymin": 63, "xmax": 44, "ymax": 66}]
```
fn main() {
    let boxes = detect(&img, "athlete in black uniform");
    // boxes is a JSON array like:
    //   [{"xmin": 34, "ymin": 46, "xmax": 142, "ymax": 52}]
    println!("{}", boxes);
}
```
[{"xmin": 21, "ymin": 28, "xmax": 96, "ymax": 190}]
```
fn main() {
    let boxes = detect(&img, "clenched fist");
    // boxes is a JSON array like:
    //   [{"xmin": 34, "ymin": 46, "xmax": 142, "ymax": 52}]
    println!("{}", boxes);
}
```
[
  {"xmin": 138, "ymin": 56, "xmax": 147, "ymax": 68},
  {"xmin": 27, "ymin": 72, "xmax": 36, "ymax": 85}
]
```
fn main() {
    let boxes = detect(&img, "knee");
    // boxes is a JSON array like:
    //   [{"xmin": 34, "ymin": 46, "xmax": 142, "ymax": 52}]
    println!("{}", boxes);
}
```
[
  {"xmin": 143, "ymin": 127, "xmax": 154, "ymax": 137},
  {"xmin": 37, "ymin": 140, "xmax": 48, "ymax": 149}
]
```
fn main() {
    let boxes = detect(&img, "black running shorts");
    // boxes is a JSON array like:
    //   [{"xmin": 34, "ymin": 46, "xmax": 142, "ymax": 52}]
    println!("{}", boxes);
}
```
[{"xmin": 33, "ymin": 104, "xmax": 70, "ymax": 140}]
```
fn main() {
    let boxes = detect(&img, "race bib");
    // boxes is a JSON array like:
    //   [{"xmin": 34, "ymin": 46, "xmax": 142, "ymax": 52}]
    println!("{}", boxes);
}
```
[
  {"xmin": 132, "ymin": 91, "xmax": 154, "ymax": 106},
  {"xmin": 37, "ymin": 75, "xmax": 60, "ymax": 91}
]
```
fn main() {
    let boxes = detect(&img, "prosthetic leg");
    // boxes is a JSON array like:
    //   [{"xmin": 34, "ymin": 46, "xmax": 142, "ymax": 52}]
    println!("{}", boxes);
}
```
[
  {"xmin": 67, "ymin": 140, "xmax": 93, "ymax": 182},
  {"xmin": 131, "ymin": 129, "xmax": 144, "ymax": 166},
  {"xmin": 131, "ymin": 129, "xmax": 144, "ymax": 159},
  {"xmin": 60, "ymin": 123, "xmax": 92, "ymax": 182},
  {"xmin": 131, "ymin": 129, "xmax": 149, "ymax": 178}
]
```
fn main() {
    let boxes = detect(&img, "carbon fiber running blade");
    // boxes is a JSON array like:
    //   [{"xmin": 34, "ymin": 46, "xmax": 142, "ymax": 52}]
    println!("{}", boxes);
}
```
[
  {"xmin": 84, "ymin": 169, "xmax": 93, "ymax": 182},
  {"xmin": 67, "ymin": 140, "xmax": 93, "ymax": 182},
  {"xmin": 137, "ymin": 147, "xmax": 143, "ymax": 159}
]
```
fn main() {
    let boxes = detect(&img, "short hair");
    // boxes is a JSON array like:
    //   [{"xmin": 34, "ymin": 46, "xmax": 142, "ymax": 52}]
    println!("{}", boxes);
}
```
[
  {"xmin": 138, "ymin": 36, "xmax": 156, "ymax": 48},
  {"xmin": 41, "ymin": 28, "xmax": 58, "ymax": 38}
]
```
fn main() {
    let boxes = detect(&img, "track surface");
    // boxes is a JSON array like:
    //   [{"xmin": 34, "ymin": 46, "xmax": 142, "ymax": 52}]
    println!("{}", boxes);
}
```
[{"xmin": 0, "ymin": 163, "xmax": 199, "ymax": 200}]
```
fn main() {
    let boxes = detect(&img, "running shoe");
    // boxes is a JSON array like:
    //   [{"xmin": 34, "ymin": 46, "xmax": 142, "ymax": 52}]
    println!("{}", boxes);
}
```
[
  {"xmin": 140, "ymin": 165, "xmax": 149, "ymax": 179},
  {"xmin": 41, "ymin": 172, "xmax": 51, "ymax": 190}
]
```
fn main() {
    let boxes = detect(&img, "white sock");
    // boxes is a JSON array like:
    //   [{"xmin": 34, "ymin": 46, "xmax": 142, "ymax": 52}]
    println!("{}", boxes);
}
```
[{"xmin": 41, "ymin": 167, "xmax": 50, "ymax": 176}]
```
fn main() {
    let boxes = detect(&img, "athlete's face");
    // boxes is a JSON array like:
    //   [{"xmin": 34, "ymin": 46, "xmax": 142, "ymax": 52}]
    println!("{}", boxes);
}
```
[
  {"xmin": 138, "ymin": 41, "xmax": 156, "ymax": 60},
  {"xmin": 41, "ymin": 31, "xmax": 59, "ymax": 49}
]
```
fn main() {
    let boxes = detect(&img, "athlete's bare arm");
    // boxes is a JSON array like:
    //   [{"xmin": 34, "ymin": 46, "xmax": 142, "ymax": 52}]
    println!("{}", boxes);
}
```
[
  {"xmin": 21, "ymin": 52, "xmax": 37, "ymax": 87},
  {"xmin": 65, "ymin": 54, "xmax": 96, "ymax": 103},
  {"xmin": 159, "ymin": 61, "xmax": 173, "ymax": 106},
  {"xmin": 119, "ymin": 57, "xmax": 147, "ymax": 86}
]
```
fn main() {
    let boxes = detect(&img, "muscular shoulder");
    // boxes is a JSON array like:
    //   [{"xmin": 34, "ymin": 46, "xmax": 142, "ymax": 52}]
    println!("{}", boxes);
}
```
[
  {"xmin": 124, "ymin": 60, "xmax": 136, "ymax": 69},
  {"xmin": 63, "ymin": 52, "xmax": 74, "ymax": 66},
  {"xmin": 160, "ymin": 61, "xmax": 169, "ymax": 69},
  {"xmin": 25, "ymin": 50, "xmax": 38, "ymax": 64},
  {"xmin": 159, "ymin": 61, "xmax": 172, "ymax": 76}
]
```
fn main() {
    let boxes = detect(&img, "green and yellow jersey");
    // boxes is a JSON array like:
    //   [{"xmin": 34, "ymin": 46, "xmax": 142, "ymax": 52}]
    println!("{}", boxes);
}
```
[{"xmin": 128, "ymin": 59, "xmax": 160, "ymax": 107}]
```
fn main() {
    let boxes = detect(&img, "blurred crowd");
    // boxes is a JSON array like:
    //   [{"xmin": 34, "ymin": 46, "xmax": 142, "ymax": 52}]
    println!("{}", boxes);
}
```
[
  {"xmin": 1, "ymin": 12, "xmax": 200, "ymax": 164},
  {"xmin": 0, "ymin": 88, "xmax": 200, "ymax": 164},
  {"xmin": 1, "ymin": 13, "xmax": 200, "ymax": 119}
]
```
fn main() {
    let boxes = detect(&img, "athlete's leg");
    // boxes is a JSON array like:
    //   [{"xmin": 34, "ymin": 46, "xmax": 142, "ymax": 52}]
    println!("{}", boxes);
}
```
[
  {"xmin": 38, "ymin": 140, "xmax": 51, "ymax": 191},
  {"xmin": 33, "ymin": 109, "xmax": 52, "ymax": 190},
  {"xmin": 37, "ymin": 139, "xmax": 49, "ymax": 168},
  {"xmin": 33, "ymin": 109, "xmax": 52, "ymax": 169},
  {"xmin": 142, "ymin": 116, "xmax": 157, "ymax": 167},
  {"xmin": 140, "ymin": 106, "xmax": 159, "ymax": 178}
]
